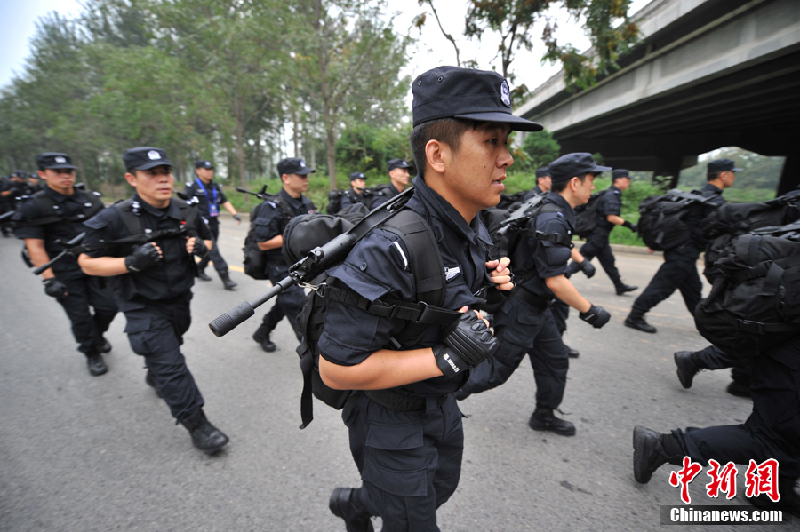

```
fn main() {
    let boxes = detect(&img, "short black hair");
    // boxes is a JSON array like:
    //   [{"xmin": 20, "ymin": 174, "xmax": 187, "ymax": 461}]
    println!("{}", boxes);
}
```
[
  {"xmin": 707, "ymin": 171, "xmax": 721, "ymax": 181},
  {"xmin": 410, "ymin": 118, "xmax": 474, "ymax": 178},
  {"xmin": 551, "ymin": 173, "xmax": 589, "ymax": 193}
]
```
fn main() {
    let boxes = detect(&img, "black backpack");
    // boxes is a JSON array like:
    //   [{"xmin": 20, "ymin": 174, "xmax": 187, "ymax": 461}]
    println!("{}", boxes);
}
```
[
  {"xmin": 243, "ymin": 195, "xmax": 292, "ymax": 280},
  {"xmin": 573, "ymin": 190, "xmax": 609, "ymax": 238},
  {"xmin": 694, "ymin": 222, "xmax": 800, "ymax": 359},
  {"xmin": 703, "ymin": 190, "xmax": 800, "ymax": 284},
  {"xmin": 289, "ymin": 195, "xmax": 461, "ymax": 428},
  {"xmin": 637, "ymin": 189, "xmax": 713, "ymax": 251}
]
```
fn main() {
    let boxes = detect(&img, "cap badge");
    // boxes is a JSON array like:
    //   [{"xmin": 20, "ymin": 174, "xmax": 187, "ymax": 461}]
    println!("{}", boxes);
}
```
[
  {"xmin": 54, "ymin": 156, "xmax": 67, "ymax": 164},
  {"xmin": 299, "ymin": 161, "xmax": 306, "ymax": 167},
  {"xmin": 500, "ymin": 80, "xmax": 511, "ymax": 107},
  {"xmin": 147, "ymin": 150, "xmax": 161, "ymax": 160}
]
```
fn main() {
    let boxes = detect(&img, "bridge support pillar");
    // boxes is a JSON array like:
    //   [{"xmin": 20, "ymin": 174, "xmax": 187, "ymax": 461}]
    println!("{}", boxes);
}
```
[{"xmin": 778, "ymin": 154, "xmax": 800, "ymax": 196}]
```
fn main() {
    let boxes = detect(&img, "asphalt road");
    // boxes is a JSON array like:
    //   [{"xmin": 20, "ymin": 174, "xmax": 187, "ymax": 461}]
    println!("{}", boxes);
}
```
[{"xmin": 0, "ymin": 215, "xmax": 795, "ymax": 531}]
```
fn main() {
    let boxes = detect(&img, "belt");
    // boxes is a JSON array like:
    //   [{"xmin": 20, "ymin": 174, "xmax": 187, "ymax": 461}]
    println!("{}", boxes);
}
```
[
  {"xmin": 515, "ymin": 287, "xmax": 552, "ymax": 309},
  {"xmin": 366, "ymin": 389, "xmax": 449, "ymax": 412}
]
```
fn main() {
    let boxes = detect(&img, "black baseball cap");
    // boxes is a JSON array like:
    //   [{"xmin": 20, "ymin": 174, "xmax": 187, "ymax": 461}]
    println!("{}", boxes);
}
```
[
  {"xmin": 195, "ymin": 160, "xmax": 214, "ymax": 170},
  {"xmin": 549, "ymin": 153, "xmax": 611, "ymax": 185},
  {"xmin": 349, "ymin": 172, "xmax": 365, "ymax": 181},
  {"xmin": 535, "ymin": 166, "xmax": 550, "ymax": 179},
  {"xmin": 36, "ymin": 153, "xmax": 77, "ymax": 171},
  {"xmin": 11, "ymin": 170, "xmax": 27, "ymax": 178},
  {"xmin": 387, "ymin": 159, "xmax": 413, "ymax": 171},
  {"xmin": 124, "ymin": 147, "xmax": 172, "ymax": 172},
  {"xmin": 412, "ymin": 66, "xmax": 543, "ymax": 132},
  {"xmin": 612, "ymin": 169, "xmax": 630, "ymax": 180},
  {"xmin": 708, "ymin": 159, "xmax": 743, "ymax": 173},
  {"xmin": 277, "ymin": 157, "xmax": 314, "ymax": 177}
]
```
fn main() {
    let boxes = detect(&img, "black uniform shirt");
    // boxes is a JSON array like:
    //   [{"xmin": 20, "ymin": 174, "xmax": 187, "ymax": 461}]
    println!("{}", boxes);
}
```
[
  {"xmin": 13, "ymin": 187, "xmax": 103, "ymax": 274},
  {"xmin": 82, "ymin": 194, "xmax": 211, "ymax": 309},
  {"xmin": 370, "ymin": 183, "xmax": 402, "ymax": 208},
  {"xmin": 513, "ymin": 192, "xmax": 575, "ymax": 299},
  {"xmin": 596, "ymin": 186, "xmax": 622, "ymax": 231},
  {"xmin": 339, "ymin": 187, "xmax": 364, "ymax": 210},
  {"xmin": 318, "ymin": 176, "xmax": 492, "ymax": 397},
  {"xmin": 184, "ymin": 179, "xmax": 228, "ymax": 222},
  {"xmin": 252, "ymin": 188, "xmax": 316, "ymax": 261}
]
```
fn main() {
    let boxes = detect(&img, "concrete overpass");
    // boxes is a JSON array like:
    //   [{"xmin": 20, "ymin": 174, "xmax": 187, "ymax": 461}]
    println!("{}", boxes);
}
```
[{"xmin": 517, "ymin": 0, "xmax": 800, "ymax": 194}]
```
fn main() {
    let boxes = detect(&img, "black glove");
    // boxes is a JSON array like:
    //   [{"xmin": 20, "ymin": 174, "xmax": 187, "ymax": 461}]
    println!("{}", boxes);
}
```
[
  {"xmin": 623, "ymin": 220, "xmax": 637, "ymax": 233},
  {"xmin": 124, "ymin": 242, "xmax": 161, "ymax": 272},
  {"xmin": 579, "ymin": 304, "xmax": 611, "ymax": 329},
  {"xmin": 434, "ymin": 312, "xmax": 499, "ymax": 378},
  {"xmin": 578, "ymin": 259, "xmax": 596, "ymax": 278},
  {"xmin": 193, "ymin": 238, "xmax": 209, "ymax": 259},
  {"xmin": 43, "ymin": 278, "xmax": 68, "ymax": 299},
  {"xmin": 233, "ymin": 214, "xmax": 242, "ymax": 222}
]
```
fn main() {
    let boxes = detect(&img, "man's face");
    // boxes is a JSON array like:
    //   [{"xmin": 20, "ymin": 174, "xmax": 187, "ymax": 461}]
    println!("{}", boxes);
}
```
[
  {"xmin": 443, "ymin": 122, "xmax": 513, "ymax": 212},
  {"xmin": 720, "ymin": 170, "xmax": 736, "ymax": 188},
  {"xmin": 538, "ymin": 175, "xmax": 552, "ymax": 192},
  {"xmin": 126, "ymin": 165, "xmax": 174, "ymax": 202},
  {"xmin": 615, "ymin": 177, "xmax": 630, "ymax": 191},
  {"xmin": 39, "ymin": 168, "xmax": 75, "ymax": 190},
  {"xmin": 282, "ymin": 173, "xmax": 309, "ymax": 196},
  {"xmin": 573, "ymin": 173, "xmax": 597, "ymax": 206},
  {"xmin": 351, "ymin": 178, "xmax": 365, "ymax": 191},
  {"xmin": 388, "ymin": 167, "xmax": 410, "ymax": 187},
  {"xmin": 196, "ymin": 167, "xmax": 214, "ymax": 182}
]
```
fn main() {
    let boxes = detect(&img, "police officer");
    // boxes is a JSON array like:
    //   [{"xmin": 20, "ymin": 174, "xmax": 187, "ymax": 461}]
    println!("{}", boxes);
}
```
[
  {"xmin": 2, "ymin": 171, "xmax": 28, "ymax": 207},
  {"xmin": 523, "ymin": 166, "xmax": 551, "ymax": 200},
  {"xmin": 522, "ymin": 165, "xmax": 584, "ymax": 359},
  {"xmin": 370, "ymin": 158, "xmax": 413, "ymax": 208},
  {"xmin": 184, "ymin": 160, "xmax": 240, "ymax": 290},
  {"xmin": 319, "ymin": 66, "xmax": 535, "ymax": 531},
  {"xmin": 570, "ymin": 169, "xmax": 638, "ymax": 295},
  {"xmin": 0, "ymin": 175, "xmax": 13, "ymax": 236},
  {"xmin": 250, "ymin": 157, "xmax": 316, "ymax": 353},
  {"xmin": 13, "ymin": 153, "xmax": 117, "ymax": 376},
  {"xmin": 625, "ymin": 159, "xmax": 740, "ymax": 333},
  {"xmin": 339, "ymin": 171, "xmax": 366, "ymax": 210},
  {"xmin": 455, "ymin": 153, "xmax": 612, "ymax": 437},
  {"xmin": 26, "ymin": 171, "xmax": 46, "ymax": 194},
  {"xmin": 633, "ymin": 334, "xmax": 800, "ymax": 517},
  {"xmin": 78, "ymin": 147, "xmax": 228, "ymax": 455}
]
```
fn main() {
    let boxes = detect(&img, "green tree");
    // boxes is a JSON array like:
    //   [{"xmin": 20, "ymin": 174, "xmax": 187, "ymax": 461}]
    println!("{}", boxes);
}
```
[
  {"xmin": 462, "ymin": 0, "xmax": 638, "ymax": 95},
  {"xmin": 520, "ymin": 128, "xmax": 560, "ymax": 171},
  {"xmin": 289, "ymin": 0, "xmax": 411, "ymax": 190}
]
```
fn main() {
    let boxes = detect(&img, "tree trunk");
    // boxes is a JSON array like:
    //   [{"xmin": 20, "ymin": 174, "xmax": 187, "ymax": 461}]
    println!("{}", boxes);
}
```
[{"xmin": 236, "ymin": 111, "xmax": 247, "ymax": 187}]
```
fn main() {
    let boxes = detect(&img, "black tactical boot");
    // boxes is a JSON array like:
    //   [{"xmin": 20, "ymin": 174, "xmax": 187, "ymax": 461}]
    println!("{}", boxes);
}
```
[
  {"xmin": 625, "ymin": 308, "xmax": 657, "ymax": 333},
  {"xmin": 674, "ymin": 351, "xmax": 700, "ymax": 389},
  {"xmin": 564, "ymin": 344, "xmax": 580, "ymax": 359},
  {"xmin": 219, "ymin": 270, "xmax": 237, "ymax": 290},
  {"xmin": 529, "ymin": 408, "xmax": 576, "ymax": 436},
  {"xmin": 85, "ymin": 352, "xmax": 108, "ymax": 377},
  {"xmin": 329, "ymin": 487, "xmax": 374, "ymax": 532},
  {"xmin": 616, "ymin": 283, "xmax": 638, "ymax": 296},
  {"xmin": 197, "ymin": 267, "xmax": 212, "ymax": 282},
  {"xmin": 726, "ymin": 381, "xmax": 752, "ymax": 398},
  {"xmin": 252, "ymin": 325, "xmax": 276, "ymax": 353},
  {"xmin": 746, "ymin": 477, "xmax": 800, "ymax": 519},
  {"xmin": 145, "ymin": 369, "xmax": 163, "ymax": 398},
  {"xmin": 632, "ymin": 426, "xmax": 682, "ymax": 483},
  {"xmin": 96, "ymin": 337, "xmax": 112, "ymax": 354},
  {"xmin": 180, "ymin": 408, "xmax": 229, "ymax": 455}
]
